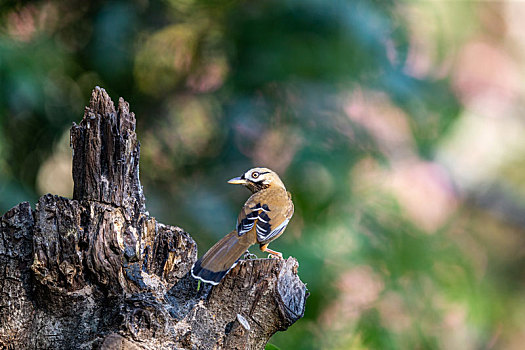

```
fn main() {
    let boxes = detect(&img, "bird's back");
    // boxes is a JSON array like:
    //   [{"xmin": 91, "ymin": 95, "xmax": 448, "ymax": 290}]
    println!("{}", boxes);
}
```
[{"xmin": 238, "ymin": 187, "xmax": 294, "ymax": 245}]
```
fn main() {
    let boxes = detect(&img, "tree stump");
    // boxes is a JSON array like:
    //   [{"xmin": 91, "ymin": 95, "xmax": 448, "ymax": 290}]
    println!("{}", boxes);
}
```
[{"xmin": 0, "ymin": 87, "xmax": 307, "ymax": 349}]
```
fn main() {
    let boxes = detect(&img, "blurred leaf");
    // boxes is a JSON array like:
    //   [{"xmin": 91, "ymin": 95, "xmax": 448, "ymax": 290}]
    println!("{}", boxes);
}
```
[{"xmin": 1, "ymin": 1, "xmax": 523, "ymax": 350}]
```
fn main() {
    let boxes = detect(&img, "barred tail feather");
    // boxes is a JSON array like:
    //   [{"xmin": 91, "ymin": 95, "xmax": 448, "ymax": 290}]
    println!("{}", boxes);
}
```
[
  {"xmin": 191, "ymin": 258, "xmax": 228, "ymax": 285},
  {"xmin": 191, "ymin": 230, "xmax": 251, "ymax": 285}
]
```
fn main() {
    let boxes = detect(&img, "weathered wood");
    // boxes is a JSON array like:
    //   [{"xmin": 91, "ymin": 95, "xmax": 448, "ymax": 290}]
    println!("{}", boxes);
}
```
[
  {"xmin": 0, "ymin": 87, "xmax": 307, "ymax": 349},
  {"xmin": 71, "ymin": 88, "xmax": 145, "ymax": 214},
  {"xmin": 0, "ymin": 202, "xmax": 34, "ymax": 349}
]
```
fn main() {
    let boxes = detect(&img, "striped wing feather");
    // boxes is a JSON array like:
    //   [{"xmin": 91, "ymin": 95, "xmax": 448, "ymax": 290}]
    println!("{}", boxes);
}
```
[{"xmin": 237, "ymin": 188, "xmax": 293, "ymax": 244}]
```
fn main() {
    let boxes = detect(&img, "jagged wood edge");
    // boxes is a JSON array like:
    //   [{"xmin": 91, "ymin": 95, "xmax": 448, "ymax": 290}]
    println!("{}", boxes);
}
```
[{"xmin": 0, "ymin": 87, "xmax": 307, "ymax": 350}]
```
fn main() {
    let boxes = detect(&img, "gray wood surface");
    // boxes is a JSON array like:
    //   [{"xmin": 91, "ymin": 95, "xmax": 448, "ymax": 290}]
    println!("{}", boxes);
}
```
[{"xmin": 0, "ymin": 87, "xmax": 307, "ymax": 349}]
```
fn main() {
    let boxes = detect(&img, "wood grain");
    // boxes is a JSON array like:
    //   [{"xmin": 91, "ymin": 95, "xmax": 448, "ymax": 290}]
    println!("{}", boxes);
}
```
[{"xmin": 0, "ymin": 87, "xmax": 307, "ymax": 349}]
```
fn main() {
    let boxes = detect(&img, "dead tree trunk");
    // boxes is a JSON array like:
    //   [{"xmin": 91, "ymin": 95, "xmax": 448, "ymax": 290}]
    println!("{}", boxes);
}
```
[{"xmin": 0, "ymin": 87, "xmax": 307, "ymax": 350}]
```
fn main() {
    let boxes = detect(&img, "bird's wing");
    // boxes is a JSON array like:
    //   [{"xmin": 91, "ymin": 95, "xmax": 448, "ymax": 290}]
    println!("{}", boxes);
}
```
[{"xmin": 236, "ymin": 189, "xmax": 293, "ymax": 243}]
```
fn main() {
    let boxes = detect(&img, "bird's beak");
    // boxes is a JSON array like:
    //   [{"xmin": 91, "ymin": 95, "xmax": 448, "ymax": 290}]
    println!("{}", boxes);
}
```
[{"xmin": 228, "ymin": 176, "xmax": 247, "ymax": 185}]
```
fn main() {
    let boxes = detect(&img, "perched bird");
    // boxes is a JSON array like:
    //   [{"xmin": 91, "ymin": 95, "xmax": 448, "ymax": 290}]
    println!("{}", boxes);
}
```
[{"xmin": 191, "ymin": 167, "xmax": 294, "ymax": 285}]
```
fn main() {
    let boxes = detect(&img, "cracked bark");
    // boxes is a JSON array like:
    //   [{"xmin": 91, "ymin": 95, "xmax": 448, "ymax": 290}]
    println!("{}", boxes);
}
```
[{"xmin": 0, "ymin": 87, "xmax": 307, "ymax": 349}]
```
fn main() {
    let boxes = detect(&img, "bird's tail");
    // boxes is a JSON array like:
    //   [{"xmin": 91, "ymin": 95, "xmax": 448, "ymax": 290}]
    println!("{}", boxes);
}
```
[{"xmin": 191, "ymin": 230, "xmax": 251, "ymax": 285}]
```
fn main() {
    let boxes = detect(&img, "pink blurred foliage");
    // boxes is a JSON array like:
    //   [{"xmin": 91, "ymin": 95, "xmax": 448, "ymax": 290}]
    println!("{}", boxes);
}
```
[
  {"xmin": 346, "ymin": 89, "xmax": 457, "ymax": 232},
  {"xmin": 452, "ymin": 40, "xmax": 520, "ymax": 113},
  {"xmin": 319, "ymin": 266, "xmax": 384, "ymax": 331},
  {"xmin": 7, "ymin": 6, "xmax": 37, "ymax": 42}
]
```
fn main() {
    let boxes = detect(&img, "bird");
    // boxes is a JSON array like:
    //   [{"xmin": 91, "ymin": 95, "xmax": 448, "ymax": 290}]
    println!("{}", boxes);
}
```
[{"xmin": 191, "ymin": 167, "xmax": 294, "ymax": 285}]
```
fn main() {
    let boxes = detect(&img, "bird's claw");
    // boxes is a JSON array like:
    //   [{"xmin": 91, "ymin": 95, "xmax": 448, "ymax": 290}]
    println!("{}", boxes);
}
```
[
  {"xmin": 267, "ymin": 253, "xmax": 283, "ymax": 259},
  {"xmin": 243, "ymin": 251, "xmax": 258, "ymax": 260}
]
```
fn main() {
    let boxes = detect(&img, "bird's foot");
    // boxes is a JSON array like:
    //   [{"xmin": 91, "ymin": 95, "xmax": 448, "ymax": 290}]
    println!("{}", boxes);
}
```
[
  {"xmin": 243, "ymin": 251, "xmax": 258, "ymax": 260},
  {"xmin": 267, "ymin": 252, "xmax": 283, "ymax": 259},
  {"xmin": 261, "ymin": 245, "xmax": 283, "ymax": 259}
]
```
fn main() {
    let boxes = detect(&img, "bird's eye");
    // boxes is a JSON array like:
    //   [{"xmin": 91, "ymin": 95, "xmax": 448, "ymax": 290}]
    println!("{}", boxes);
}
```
[{"xmin": 252, "ymin": 172, "xmax": 259, "ymax": 179}]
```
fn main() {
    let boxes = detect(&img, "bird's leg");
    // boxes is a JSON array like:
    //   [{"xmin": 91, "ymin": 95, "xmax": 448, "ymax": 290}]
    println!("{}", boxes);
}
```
[
  {"xmin": 260, "ymin": 243, "xmax": 283, "ymax": 259},
  {"xmin": 243, "ymin": 250, "xmax": 257, "ymax": 260}
]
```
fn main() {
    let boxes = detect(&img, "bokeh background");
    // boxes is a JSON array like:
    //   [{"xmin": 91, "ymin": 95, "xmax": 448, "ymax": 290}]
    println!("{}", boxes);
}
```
[{"xmin": 2, "ymin": 1, "xmax": 525, "ymax": 349}]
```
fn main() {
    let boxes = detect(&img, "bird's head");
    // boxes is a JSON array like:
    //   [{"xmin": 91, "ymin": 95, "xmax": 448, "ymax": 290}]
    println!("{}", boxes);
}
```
[{"xmin": 228, "ymin": 167, "xmax": 285, "ymax": 193}]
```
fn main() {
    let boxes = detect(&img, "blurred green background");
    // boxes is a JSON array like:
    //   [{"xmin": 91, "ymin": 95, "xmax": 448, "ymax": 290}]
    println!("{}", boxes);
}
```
[{"xmin": 2, "ymin": 1, "xmax": 525, "ymax": 349}]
